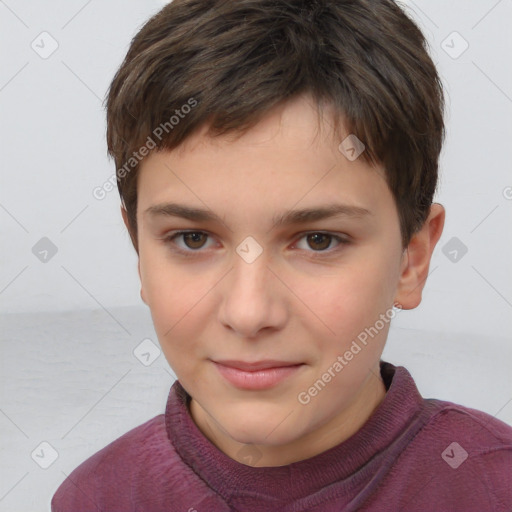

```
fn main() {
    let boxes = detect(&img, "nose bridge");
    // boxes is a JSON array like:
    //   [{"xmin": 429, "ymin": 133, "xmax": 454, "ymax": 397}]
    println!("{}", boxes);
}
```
[
  {"xmin": 218, "ymin": 234, "xmax": 285, "ymax": 336},
  {"xmin": 230, "ymin": 234, "xmax": 271, "ymax": 299}
]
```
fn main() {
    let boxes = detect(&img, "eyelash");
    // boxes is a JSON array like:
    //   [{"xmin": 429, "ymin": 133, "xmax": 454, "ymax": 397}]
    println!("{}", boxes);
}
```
[{"xmin": 163, "ymin": 230, "xmax": 350, "ymax": 258}]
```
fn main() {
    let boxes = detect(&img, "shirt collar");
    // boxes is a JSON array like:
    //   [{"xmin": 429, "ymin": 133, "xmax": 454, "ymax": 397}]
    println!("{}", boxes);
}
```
[{"xmin": 165, "ymin": 361, "xmax": 425, "ymax": 504}]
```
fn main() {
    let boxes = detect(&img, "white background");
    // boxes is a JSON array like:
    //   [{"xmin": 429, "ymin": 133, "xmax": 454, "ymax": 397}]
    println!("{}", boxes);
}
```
[{"xmin": 1, "ymin": 0, "xmax": 511, "ymax": 510}]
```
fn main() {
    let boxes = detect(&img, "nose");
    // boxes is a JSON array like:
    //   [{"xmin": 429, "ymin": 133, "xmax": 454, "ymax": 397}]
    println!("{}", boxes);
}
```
[{"xmin": 217, "ymin": 241, "xmax": 287, "ymax": 339}]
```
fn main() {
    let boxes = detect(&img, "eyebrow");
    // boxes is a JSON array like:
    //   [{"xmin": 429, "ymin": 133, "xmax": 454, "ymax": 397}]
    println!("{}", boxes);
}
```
[{"xmin": 143, "ymin": 202, "xmax": 372, "ymax": 228}]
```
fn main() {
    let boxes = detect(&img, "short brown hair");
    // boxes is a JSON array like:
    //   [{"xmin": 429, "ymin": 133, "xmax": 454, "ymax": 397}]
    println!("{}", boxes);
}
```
[{"xmin": 105, "ymin": 0, "xmax": 445, "ymax": 252}]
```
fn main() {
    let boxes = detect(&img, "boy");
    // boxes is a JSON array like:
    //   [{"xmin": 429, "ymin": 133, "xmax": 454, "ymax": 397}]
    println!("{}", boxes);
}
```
[{"xmin": 52, "ymin": 0, "xmax": 512, "ymax": 510}]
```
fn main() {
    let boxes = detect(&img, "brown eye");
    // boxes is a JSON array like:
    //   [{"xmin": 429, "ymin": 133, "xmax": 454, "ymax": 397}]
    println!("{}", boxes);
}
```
[
  {"xmin": 165, "ymin": 230, "xmax": 349, "ymax": 258},
  {"xmin": 306, "ymin": 233, "xmax": 334, "ymax": 251},
  {"xmin": 165, "ymin": 231, "xmax": 213, "ymax": 254},
  {"xmin": 181, "ymin": 232, "xmax": 208, "ymax": 249},
  {"xmin": 293, "ymin": 232, "xmax": 349, "ymax": 255}
]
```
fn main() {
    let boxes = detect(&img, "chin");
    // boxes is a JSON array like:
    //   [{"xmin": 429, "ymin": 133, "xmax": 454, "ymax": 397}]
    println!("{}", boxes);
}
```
[
  {"xmin": 230, "ymin": 427, "xmax": 298, "ymax": 447},
  {"xmin": 217, "ymin": 408, "xmax": 303, "ymax": 447}
]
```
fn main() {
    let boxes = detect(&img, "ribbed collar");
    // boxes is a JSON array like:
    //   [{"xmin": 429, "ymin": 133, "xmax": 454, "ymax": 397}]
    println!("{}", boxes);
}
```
[{"xmin": 165, "ymin": 361, "xmax": 424, "ymax": 504}]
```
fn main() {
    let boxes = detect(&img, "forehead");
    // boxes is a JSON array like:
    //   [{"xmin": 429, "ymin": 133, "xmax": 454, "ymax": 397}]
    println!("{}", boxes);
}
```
[{"xmin": 136, "ymin": 95, "xmax": 393, "ymax": 228}]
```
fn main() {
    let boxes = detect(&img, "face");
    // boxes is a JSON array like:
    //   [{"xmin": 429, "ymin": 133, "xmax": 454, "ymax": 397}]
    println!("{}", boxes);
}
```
[{"xmin": 134, "ymin": 94, "xmax": 407, "ymax": 465}]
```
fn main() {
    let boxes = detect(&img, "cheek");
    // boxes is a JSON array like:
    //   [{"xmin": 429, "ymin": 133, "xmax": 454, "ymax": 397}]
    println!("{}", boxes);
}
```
[
  {"xmin": 148, "ymin": 280, "xmax": 205, "ymax": 339},
  {"xmin": 310, "ymin": 256, "xmax": 398, "ymax": 348},
  {"xmin": 139, "ymin": 252, "xmax": 208, "ymax": 363}
]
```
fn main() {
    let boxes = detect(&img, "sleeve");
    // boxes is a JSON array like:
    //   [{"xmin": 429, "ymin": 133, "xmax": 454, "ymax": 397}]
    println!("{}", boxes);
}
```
[
  {"xmin": 51, "ymin": 463, "xmax": 106, "ymax": 512},
  {"xmin": 51, "ymin": 442, "xmax": 136, "ymax": 511}
]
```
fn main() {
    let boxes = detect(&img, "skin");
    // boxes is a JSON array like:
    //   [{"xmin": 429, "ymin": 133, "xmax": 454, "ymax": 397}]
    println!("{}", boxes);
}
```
[{"xmin": 122, "ymin": 93, "xmax": 445, "ymax": 467}]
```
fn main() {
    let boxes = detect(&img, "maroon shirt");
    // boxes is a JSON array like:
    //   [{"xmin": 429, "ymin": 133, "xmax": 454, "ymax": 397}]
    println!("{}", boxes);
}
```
[{"xmin": 51, "ymin": 361, "xmax": 512, "ymax": 511}]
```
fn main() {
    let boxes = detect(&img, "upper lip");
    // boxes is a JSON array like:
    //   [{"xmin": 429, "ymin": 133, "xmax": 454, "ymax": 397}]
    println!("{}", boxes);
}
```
[{"xmin": 213, "ymin": 359, "xmax": 303, "ymax": 371}]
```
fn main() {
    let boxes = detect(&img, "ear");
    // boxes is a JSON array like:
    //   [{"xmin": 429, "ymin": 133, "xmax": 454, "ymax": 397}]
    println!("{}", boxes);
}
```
[
  {"xmin": 394, "ymin": 203, "xmax": 445, "ymax": 310},
  {"xmin": 120, "ymin": 205, "xmax": 147, "ymax": 305}
]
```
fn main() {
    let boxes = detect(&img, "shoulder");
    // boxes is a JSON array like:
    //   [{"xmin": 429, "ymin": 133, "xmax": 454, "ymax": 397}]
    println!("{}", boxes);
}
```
[
  {"xmin": 399, "ymin": 398, "xmax": 512, "ymax": 510},
  {"xmin": 51, "ymin": 414, "xmax": 174, "ymax": 511},
  {"xmin": 425, "ymin": 399, "xmax": 512, "ymax": 442},
  {"xmin": 419, "ymin": 398, "xmax": 512, "ymax": 461}
]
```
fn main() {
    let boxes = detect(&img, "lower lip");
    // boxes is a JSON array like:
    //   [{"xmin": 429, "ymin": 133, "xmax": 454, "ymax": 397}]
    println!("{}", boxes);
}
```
[{"xmin": 213, "ymin": 362, "xmax": 304, "ymax": 390}]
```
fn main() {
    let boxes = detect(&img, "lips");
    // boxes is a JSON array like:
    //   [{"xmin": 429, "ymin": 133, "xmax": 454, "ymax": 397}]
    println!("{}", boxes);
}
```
[
  {"xmin": 212, "ymin": 359, "xmax": 305, "ymax": 390},
  {"xmin": 213, "ymin": 359, "xmax": 302, "ymax": 371}
]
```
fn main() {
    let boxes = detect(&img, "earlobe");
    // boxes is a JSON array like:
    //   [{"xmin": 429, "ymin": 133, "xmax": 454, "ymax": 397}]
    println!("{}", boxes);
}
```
[
  {"xmin": 138, "ymin": 260, "xmax": 148, "ymax": 306},
  {"xmin": 394, "ymin": 203, "xmax": 445, "ymax": 310}
]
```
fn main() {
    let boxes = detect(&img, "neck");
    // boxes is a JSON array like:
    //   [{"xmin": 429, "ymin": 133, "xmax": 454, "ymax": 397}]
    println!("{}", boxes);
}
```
[{"xmin": 189, "ymin": 365, "xmax": 387, "ymax": 467}]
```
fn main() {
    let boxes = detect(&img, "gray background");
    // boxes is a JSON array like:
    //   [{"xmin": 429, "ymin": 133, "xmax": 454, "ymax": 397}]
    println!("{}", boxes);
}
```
[{"xmin": 1, "ymin": 0, "xmax": 511, "ymax": 510}]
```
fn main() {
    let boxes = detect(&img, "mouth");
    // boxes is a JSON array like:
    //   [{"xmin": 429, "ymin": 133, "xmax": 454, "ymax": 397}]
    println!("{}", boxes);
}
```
[{"xmin": 212, "ymin": 359, "xmax": 305, "ymax": 390}]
